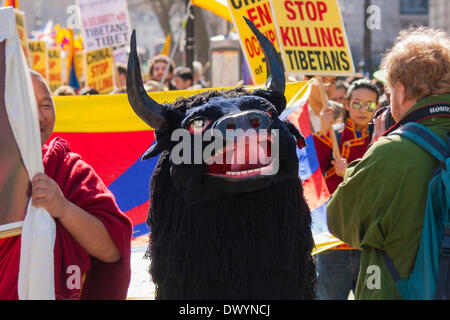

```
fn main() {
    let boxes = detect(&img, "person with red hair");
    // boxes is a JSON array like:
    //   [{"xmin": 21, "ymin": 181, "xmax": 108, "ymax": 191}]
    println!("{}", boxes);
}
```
[{"xmin": 327, "ymin": 27, "xmax": 450, "ymax": 300}]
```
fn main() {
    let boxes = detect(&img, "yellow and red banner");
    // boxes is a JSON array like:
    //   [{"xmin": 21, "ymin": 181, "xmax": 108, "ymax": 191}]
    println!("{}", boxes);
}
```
[
  {"xmin": 227, "ymin": 0, "xmax": 279, "ymax": 85},
  {"xmin": 85, "ymin": 47, "xmax": 114, "ymax": 93},
  {"xmin": 269, "ymin": 0, "xmax": 354, "ymax": 75},
  {"xmin": 28, "ymin": 40, "xmax": 48, "ymax": 80},
  {"xmin": 51, "ymin": 82, "xmax": 307, "ymax": 240}
]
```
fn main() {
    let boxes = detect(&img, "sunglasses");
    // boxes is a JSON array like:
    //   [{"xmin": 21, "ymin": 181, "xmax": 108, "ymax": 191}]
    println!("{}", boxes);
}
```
[{"xmin": 351, "ymin": 100, "xmax": 378, "ymax": 112}]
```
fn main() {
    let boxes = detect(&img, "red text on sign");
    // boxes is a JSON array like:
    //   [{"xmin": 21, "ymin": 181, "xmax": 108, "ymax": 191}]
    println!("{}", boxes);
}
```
[
  {"xmin": 246, "ymin": 3, "xmax": 272, "ymax": 28},
  {"xmin": 284, "ymin": 0, "xmax": 327, "ymax": 21}
]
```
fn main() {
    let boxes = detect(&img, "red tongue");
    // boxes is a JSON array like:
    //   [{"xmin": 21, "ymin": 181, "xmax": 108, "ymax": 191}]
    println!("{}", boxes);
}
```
[{"xmin": 206, "ymin": 139, "xmax": 272, "ymax": 175}]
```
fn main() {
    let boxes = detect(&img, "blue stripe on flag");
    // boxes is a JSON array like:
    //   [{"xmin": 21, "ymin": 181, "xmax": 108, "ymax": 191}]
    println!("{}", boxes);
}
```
[
  {"xmin": 132, "ymin": 222, "xmax": 151, "ymax": 238},
  {"xmin": 68, "ymin": 67, "xmax": 80, "ymax": 89},
  {"xmin": 298, "ymin": 134, "xmax": 320, "ymax": 182},
  {"xmin": 109, "ymin": 155, "xmax": 159, "ymax": 212}
]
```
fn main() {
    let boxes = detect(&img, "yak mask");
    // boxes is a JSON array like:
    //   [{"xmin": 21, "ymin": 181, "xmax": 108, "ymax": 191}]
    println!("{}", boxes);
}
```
[{"xmin": 126, "ymin": 18, "xmax": 306, "ymax": 204}]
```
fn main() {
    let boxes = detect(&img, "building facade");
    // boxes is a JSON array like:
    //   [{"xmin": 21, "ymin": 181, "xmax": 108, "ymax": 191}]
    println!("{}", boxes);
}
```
[
  {"xmin": 339, "ymin": 0, "xmax": 429, "ymax": 73},
  {"xmin": 429, "ymin": 0, "xmax": 450, "ymax": 33}
]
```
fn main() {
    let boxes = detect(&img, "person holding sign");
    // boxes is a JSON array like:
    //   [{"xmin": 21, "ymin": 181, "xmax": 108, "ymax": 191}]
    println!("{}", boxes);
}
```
[
  {"xmin": 0, "ymin": 70, "xmax": 132, "ymax": 300},
  {"xmin": 313, "ymin": 79, "xmax": 380, "ymax": 300}
]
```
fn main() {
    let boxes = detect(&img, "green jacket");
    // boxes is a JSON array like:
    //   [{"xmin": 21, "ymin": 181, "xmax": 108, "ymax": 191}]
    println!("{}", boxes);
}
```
[{"xmin": 327, "ymin": 94, "xmax": 450, "ymax": 300}]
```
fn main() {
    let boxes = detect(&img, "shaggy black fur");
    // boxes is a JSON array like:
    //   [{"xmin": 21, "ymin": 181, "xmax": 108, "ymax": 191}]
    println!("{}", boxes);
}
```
[{"xmin": 145, "ymin": 88, "xmax": 316, "ymax": 299}]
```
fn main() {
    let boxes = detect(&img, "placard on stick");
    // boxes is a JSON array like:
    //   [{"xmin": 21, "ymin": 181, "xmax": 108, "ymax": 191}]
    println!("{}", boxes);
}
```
[
  {"xmin": 28, "ymin": 40, "xmax": 49, "ymax": 80},
  {"xmin": 48, "ymin": 48, "xmax": 63, "ymax": 93},
  {"xmin": 76, "ymin": 0, "xmax": 132, "ymax": 51},
  {"xmin": 85, "ymin": 47, "xmax": 114, "ymax": 93},
  {"xmin": 227, "ymin": 0, "xmax": 280, "ymax": 85},
  {"xmin": 269, "ymin": 0, "xmax": 354, "ymax": 76}
]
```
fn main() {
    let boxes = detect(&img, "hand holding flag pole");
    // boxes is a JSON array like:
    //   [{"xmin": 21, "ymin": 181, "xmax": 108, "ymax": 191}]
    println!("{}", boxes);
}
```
[{"xmin": 317, "ymin": 76, "xmax": 341, "ymax": 160}]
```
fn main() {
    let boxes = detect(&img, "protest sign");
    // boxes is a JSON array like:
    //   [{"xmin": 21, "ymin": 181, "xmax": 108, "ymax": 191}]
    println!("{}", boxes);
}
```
[
  {"xmin": 113, "ymin": 46, "xmax": 128, "ymax": 65},
  {"xmin": 269, "ymin": 0, "xmax": 354, "ymax": 75},
  {"xmin": 75, "ymin": 50, "xmax": 85, "ymax": 83},
  {"xmin": 227, "ymin": 0, "xmax": 279, "ymax": 85},
  {"xmin": 14, "ymin": 9, "xmax": 31, "ymax": 65},
  {"xmin": 48, "ymin": 48, "xmax": 63, "ymax": 93},
  {"xmin": 28, "ymin": 40, "xmax": 48, "ymax": 80},
  {"xmin": 85, "ymin": 47, "xmax": 115, "ymax": 93},
  {"xmin": 75, "ymin": 0, "xmax": 132, "ymax": 51}
]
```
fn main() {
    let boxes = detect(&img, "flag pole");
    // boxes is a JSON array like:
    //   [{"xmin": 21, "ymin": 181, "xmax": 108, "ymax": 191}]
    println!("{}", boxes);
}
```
[{"xmin": 159, "ymin": 0, "xmax": 193, "ymax": 91}]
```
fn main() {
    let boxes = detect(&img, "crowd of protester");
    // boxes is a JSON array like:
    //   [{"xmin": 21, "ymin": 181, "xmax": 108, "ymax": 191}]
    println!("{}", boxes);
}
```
[
  {"xmin": 22, "ymin": 26, "xmax": 449, "ymax": 300},
  {"xmin": 52, "ymin": 55, "xmax": 209, "ymax": 96}
]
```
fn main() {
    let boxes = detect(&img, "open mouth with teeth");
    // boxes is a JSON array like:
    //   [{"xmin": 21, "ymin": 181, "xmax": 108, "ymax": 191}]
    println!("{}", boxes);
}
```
[{"xmin": 204, "ymin": 137, "xmax": 274, "ymax": 179}]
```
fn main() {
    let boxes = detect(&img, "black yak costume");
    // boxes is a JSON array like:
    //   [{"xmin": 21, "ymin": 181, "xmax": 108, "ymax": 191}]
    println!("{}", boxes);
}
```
[{"xmin": 126, "ymin": 18, "xmax": 316, "ymax": 299}]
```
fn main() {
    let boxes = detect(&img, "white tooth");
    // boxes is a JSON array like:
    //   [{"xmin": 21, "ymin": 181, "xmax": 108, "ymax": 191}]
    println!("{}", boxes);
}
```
[
  {"xmin": 248, "ymin": 169, "xmax": 254, "ymax": 173},
  {"xmin": 235, "ymin": 171, "xmax": 241, "ymax": 175},
  {"xmin": 241, "ymin": 170, "xmax": 247, "ymax": 174},
  {"xmin": 226, "ymin": 171, "xmax": 232, "ymax": 175}
]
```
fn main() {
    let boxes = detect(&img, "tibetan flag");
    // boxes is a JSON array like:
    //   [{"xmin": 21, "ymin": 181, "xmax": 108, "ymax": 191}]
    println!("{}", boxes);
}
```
[
  {"xmin": 3, "ymin": 0, "xmax": 19, "ymax": 8},
  {"xmin": 50, "ymin": 82, "xmax": 307, "ymax": 245},
  {"xmin": 281, "ymin": 87, "xmax": 344, "ymax": 254},
  {"xmin": 54, "ymin": 25, "xmax": 70, "ymax": 51},
  {"xmin": 74, "ymin": 34, "xmax": 84, "ymax": 52},
  {"xmin": 66, "ymin": 28, "xmax": 80, "ymax": 90}
]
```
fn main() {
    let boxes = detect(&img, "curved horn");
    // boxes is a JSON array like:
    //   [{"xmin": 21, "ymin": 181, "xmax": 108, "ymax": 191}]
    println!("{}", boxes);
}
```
[
  {"xmin": 127, "ymin": 30, "xmax": 168, "ymax": 131},
  {"xmin": 244, "ymin": 16, "xmax": 285, "ymax": 94}
]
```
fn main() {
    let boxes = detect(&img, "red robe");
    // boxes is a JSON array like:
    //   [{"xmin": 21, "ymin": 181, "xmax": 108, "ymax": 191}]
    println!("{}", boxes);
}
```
[
  {"xmin": 0, "ymin": 137, "xmax": 132, "ymax": 299},
  {"xmin": 313, "ymin": 118, "xmax": 371, "ymax": 194}
]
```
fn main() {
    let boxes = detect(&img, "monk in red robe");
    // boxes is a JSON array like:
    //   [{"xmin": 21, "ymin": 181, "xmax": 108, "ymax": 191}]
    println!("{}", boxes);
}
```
[{"xmin": 0, "ymin": 70, "xmax": 132, "ymax": 300}]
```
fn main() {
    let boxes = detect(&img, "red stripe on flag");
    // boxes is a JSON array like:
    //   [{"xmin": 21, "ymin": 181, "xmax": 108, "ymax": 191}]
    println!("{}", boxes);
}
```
[
  {"xmin": 126, "ymin": 201, "xmax": 150, "ymax": 226},
  {"xmin": 49, "ymin": 131, "xmax": 155, "ymax": 186},
  {"xmin": 302, "ymin": 169, "xmax": 330, "ymax": 212},
  {"xmin": 287, "ymin": 101, "xmax": 311, "ymax": 137}
]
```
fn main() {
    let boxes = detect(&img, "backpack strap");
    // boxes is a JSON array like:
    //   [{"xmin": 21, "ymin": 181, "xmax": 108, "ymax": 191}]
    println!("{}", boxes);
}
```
[
  {"xmin": 389, "ymin": 123, "xmax": 449, "ymax": 162},
  {"xmin": 385, "ymin": 124, "xmax": 449, "ymax": 298},
  {"xmin": 435, "ymin": 225, "xmax": 450, "ymax": 300},
  {"xmin": 383, "ymin": 103, "xmax": 450, "ymax": 137}
]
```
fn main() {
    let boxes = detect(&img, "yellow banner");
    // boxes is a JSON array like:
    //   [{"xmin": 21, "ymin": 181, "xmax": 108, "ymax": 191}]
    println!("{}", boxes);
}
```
[
  {"xmin": 48, "ymin": 48, "xmax": 63, "ymax": 93},
  {"xmin": 53, "ymin": 81, "xmax": 307, "ymax": 133},
  {"xmin": 14, "ymin": 9, "xmax": 30, "ymax": 65},
  {"xmin": 269, "ymin": 0, "xmax": 354, "ymax": 75},
  {"xmin": 28, "ymin": 40, "xmax": 48, "ymax": 80},
  {"xmin": 85, "ymin": 47, "xmax": 114, "ymax": 93},
  {"xmin": 227, "ymin": 0, "xmax": 279, "ymax": 85}
]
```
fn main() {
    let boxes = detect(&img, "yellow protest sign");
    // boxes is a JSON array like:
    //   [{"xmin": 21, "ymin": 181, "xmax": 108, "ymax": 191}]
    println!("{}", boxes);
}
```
[
  {"xmin": 48, "ymin": 48, "xmax": 63, "ymax": 93},
  {"xmin": 75, "ymin": 50, "xmax": 85, "ymax": 83},
  {"xmin": 14, "ymin": 9, "xmax": 30, "ymax": 65},
  {"xmin": 85, "ymin": 47, "xmax": 114, "ymax": 93},
  {"xmin": 269, "ymin": 0, "xmax": 354, "ymax": 75},
  {"xmin": 28, "ymin": 40, "xmax": 48, "ymax": 80},
  {"xmin": 227, "ymin": 0, "xmax": 279, "ymax": 85}
]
